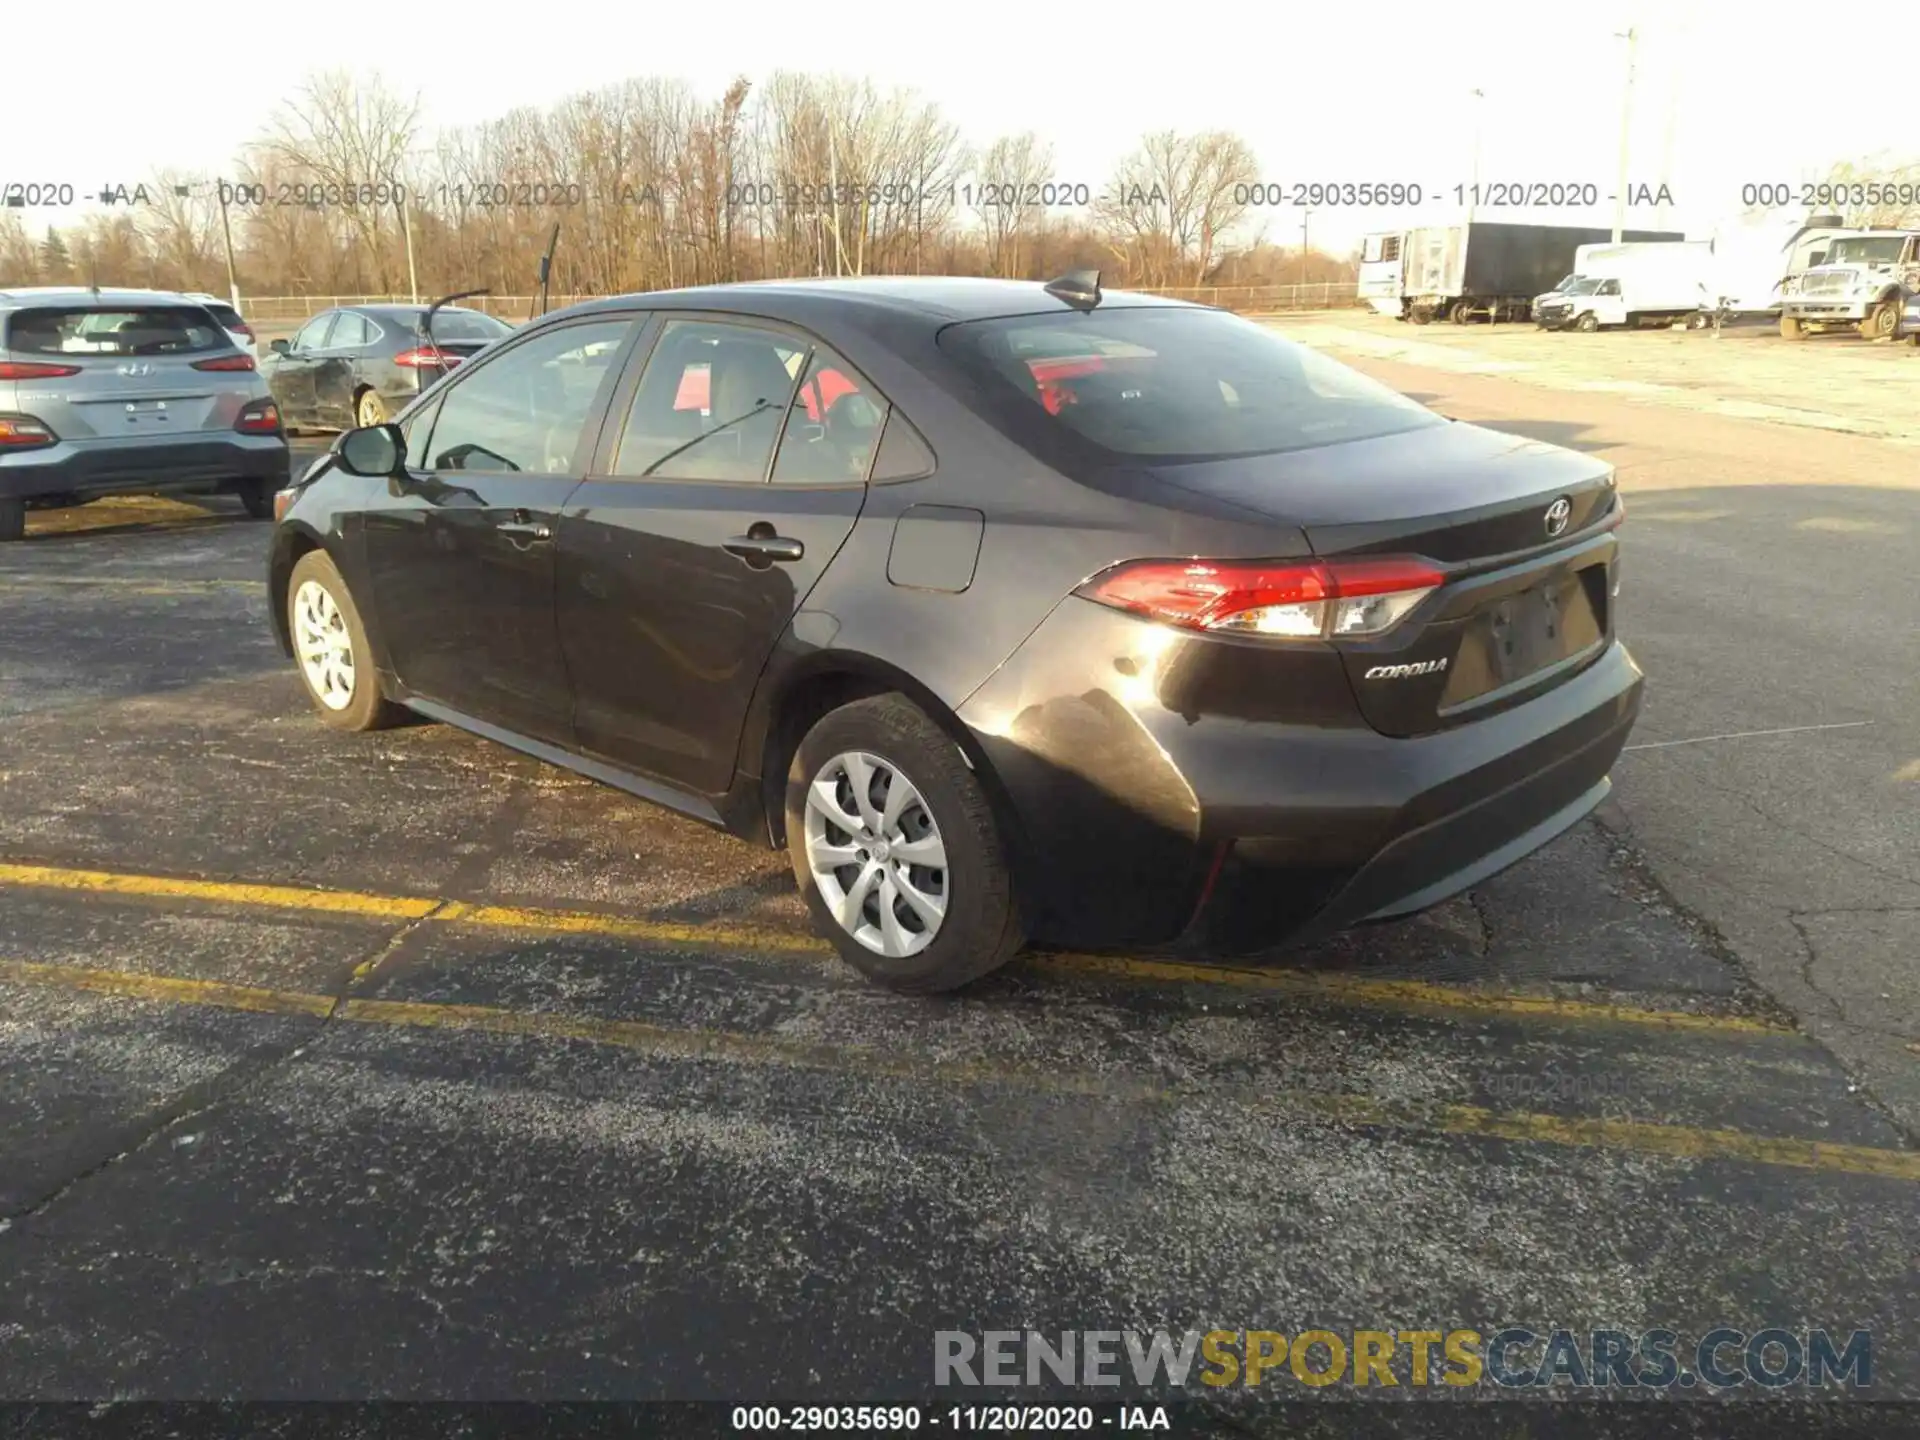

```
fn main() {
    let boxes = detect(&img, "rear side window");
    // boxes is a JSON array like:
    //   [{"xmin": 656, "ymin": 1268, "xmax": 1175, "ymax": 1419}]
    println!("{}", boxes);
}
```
[
  {"xmin": 425, "ymin": 310, "xmax": 513, "ymax": 343},
  {"xmin": 936, "ymin": 307, "xmax": 1442, "ymax": 461},
  {"xmin": 204, "ymin": 304, "xmax": 245, "ymax": 329},
  {"xmin": 6, "ymin": 305, "xmax": 229, "ymax": 357}
]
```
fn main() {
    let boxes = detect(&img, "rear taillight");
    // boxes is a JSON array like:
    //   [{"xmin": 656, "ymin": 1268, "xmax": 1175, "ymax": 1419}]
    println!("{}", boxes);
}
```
[
  {"xmin": 193, "ymin": 353, "xmax": 256, "ymax": 371},
  {"xmin": 0, "ymin": 415, "xmax": 59, "ymax": 450},
  {"xmin": 235, "ymin": 399, "xmax": 281, "ymax": 435},
  {"xmin": 0, "ymin": 361, "xmax": 82, "ymax": 381},
  {"xmin": 1077, "ymin": 556, "xmax": 1447, "ymax": 641},
  {"xmin": 392, "ymin": 347, "xmax": 455, "ymax": 369}
]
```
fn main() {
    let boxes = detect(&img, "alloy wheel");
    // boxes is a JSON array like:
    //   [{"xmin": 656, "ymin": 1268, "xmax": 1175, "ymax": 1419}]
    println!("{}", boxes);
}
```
[
  {"xmin": 802, "ymin": 750, "xmax": 948, "ymax": 958},
  {"xmin": 293, "ymin": 579, "xmax": 356, "ymax": 711}
]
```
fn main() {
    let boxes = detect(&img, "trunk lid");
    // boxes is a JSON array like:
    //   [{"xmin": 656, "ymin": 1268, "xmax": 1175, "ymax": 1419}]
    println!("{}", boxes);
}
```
[{"xmin": 1144, "ymin": 421, "xmax": 1622, "ymax": 737}]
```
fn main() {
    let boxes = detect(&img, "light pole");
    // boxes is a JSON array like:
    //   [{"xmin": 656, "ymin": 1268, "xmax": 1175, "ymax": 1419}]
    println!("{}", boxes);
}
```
[
  {"xmin": 1612, "ymin": 26, "xmax": 1638, "ymax": 243},
  {"xmin": 174, "ymin": 181, "xmax": 241, "ymax": 308},
  {"xmin": 1467, "ymin": 88, "xmax": 1485, "ymax": 224}
]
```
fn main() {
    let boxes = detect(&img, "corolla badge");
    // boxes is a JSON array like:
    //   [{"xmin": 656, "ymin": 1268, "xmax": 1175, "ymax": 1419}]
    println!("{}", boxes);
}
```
[
  {"xmin": 1365, "ymin": 659, "xmax": 1449, "ymax": 679},
  {"xmin": 1544, "ymin": 497, "xmax": 1573, "ymax": 537}
]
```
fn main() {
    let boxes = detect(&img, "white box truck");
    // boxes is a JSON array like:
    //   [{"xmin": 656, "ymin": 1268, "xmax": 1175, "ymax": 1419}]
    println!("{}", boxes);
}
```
[{"xmin": 1533, "ymin": 241, "xmax": 1715, "ymax": 331}]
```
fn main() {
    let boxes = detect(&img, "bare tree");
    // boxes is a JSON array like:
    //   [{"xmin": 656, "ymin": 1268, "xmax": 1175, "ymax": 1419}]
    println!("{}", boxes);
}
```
[
  {"xmin": 1817, "ymin": 153, "xmax": 1920, "ymax": 228},
  {"xmin": 263, "ymin": 70, "xmax": 421, "ymax": 290},
  {"xmin": 973, "ymin": 133, "xmax": 1055, "ymax": 277},
  {"xmin": 1096, "ymin": 129, "xmax": 1259, "ymax": 285}
]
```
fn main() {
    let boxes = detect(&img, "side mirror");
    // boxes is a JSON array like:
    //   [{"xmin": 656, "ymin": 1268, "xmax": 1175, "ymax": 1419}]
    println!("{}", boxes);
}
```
[
  {"xmin": 270, "ymin": 338, "xmax": 291, "ymax": 355},
  {"xmin": 336, "ymin": 423, "xmax": 407, "ymax": 477}
]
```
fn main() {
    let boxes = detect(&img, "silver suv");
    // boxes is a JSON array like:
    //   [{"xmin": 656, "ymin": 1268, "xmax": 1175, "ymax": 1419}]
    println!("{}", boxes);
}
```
[{"xmin": 0, "ymin": 287, "xmax": 290, "ymax": 540}]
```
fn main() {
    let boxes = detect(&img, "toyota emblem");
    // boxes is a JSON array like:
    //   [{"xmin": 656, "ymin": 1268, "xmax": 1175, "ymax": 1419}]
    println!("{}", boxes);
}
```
[{"xmin": 1544, "ymin": 497, "xmax": 1573, "ymax": 537}]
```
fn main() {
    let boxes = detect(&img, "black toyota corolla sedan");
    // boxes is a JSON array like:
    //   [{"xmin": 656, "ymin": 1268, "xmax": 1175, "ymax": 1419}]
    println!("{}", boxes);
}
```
[{"xmin": 266, "ymin": 273, "xmax": 1643, "ymax": 993}]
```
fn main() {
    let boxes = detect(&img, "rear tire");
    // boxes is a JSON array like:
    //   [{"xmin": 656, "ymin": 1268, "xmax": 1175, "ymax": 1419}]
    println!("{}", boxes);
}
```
[
  {"xmin": 785, "ymin": 694, "xmax": 1024, "ymax": 994},
  {"xmin": 356, "ymin": 390, "xmax": 387, "ymax": 427},
  {"xmin": 1448, "ymin": 299, "xmax": 1474, "ymax": 324},
  {"xmin": 0, "ymin": 498, "xmax": 24, "ymax": 542},
  {"xmin": 1408, "ymin": 304, "xmax": 1433, "ymax": 325},
  {"xmin": 286, "ymin": 550, "xmax": 401, "ymax": 732},
  {"xmin": 236, "ymin": 478, "xmax": 274, "ymax": 520}
]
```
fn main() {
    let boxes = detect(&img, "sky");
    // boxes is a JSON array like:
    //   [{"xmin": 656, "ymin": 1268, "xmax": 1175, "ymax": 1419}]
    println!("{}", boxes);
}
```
[{"xmin": 7, "ymin": 0, "xmax": 1912, "ymax": 256}]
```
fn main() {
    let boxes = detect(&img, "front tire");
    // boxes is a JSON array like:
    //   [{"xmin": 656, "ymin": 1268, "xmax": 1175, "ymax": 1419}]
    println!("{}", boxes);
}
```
[
  {"xmin": 0, "ymin": 498, "xmax": 24, "ymax": 542},
  {"xmin": 1574, "ymin": 311, "xmax": 1599, "ymax": 333},
  {"xmin": 1859, "ymin": 302, "xmax": 1899, "ymax": 341},
  {"xmin": 286, "ymin": 550, "xmax": 401, "ymax": 732},
  {"xmin": 785, "ymin": 694, "xmax": 1024, "ymax": 993},
  {"xmin": 1780, "ymin": 314, "xmax": 1806, "ymax": 340}
]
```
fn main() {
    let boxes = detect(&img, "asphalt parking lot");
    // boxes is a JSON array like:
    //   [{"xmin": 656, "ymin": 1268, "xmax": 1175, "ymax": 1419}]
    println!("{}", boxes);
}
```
[{"xmin": 1, "ymin": 413, "xmax": 1916, "ymax": 1418}]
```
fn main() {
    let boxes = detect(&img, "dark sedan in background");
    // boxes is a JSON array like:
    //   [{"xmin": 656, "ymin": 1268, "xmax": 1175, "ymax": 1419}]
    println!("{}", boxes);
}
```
[
  {"xmin": 267, "ymin": 274, "xmax": 1643, "ymax": 994},
  {"xmin": 261, "ymin": 303, "xmax": 514, "ymax": 432}
]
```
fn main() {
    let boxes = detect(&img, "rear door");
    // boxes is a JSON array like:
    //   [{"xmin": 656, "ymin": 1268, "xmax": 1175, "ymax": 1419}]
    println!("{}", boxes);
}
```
[
  {"xmin": 2, "ymin": 302, "xmax": 257, "ymax": 447},
  {"xmin": 554, "ymin": 314, "xmax": 875, "ymax": 792},
  {"xmin": 358, "ymin": 314, "xmax": 641, "ymax": 743}
]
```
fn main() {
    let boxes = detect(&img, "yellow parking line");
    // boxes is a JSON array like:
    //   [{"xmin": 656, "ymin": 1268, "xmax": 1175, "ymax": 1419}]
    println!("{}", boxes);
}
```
[
  {"xmin": 0, "ymin": 862, "xmax": 440, "ymax": 923},
  {"xmin": 0, "ymin": 957, "xmax": 333, "ymax": 1019},
  {"xmin": 0, "ymin": 858, "xmax": 1795, "ymax": 1034},
  {"xmin": 1034, "ymin": 951, "xmax": 1792, "ymax": 1034},
  {"xmin": 1, "ymin": 955, "xmax": 1909, "ymax": 1181}
]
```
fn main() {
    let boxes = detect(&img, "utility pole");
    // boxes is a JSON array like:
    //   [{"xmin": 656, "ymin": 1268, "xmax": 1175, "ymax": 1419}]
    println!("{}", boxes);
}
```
[
  {"xmin": 1299, "ymin": 209, "xmax": 1313, "ymax": 284},
  {"xmin": 1612, "ymin": 26, "xmax": 1637, "ymax": 243},
  {"xmin": 214, "ymin": 185, "xmax": 240, "ymax": 309}
]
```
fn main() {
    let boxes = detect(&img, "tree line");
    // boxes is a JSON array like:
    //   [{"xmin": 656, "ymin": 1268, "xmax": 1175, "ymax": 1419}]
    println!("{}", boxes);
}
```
[{"xmin": 0, "ymin": 70, "xmax": 1355, "ymax": 301}]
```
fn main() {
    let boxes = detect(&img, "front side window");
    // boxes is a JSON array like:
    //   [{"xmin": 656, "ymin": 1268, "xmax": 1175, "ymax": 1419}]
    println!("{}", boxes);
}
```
[
  {"xmin": 612, "ymin": 320, "xmax": 805, "ymax": 482},
  {"xmin": 937, "ymin": 306, "xmax": 1442, "ymax": 462},
  {"xmin": 422, "ymin": 319, "xmax": 632, "ymax": 475},
  {"xmin": 770, "ymin": 347, "xmax": 889, "ymax": 485},
  {"xmin": 291, "ymin": 313, "xmax": 335, "ymax": 353}
]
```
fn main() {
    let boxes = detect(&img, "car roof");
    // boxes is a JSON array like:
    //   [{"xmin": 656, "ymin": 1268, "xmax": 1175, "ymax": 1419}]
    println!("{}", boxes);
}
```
[
  {"xmin": 550, "ymin": 276, "xmax": 1195, "ymax": 328},
  {"xmin": 0, "ymin": 286, "xmax": 227, "ymax": 313}
]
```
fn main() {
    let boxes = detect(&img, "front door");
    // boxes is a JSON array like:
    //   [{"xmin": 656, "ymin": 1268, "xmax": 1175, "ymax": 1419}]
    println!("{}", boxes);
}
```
[
  {"xmin": 267, "ymin": 311, "xmax": 334, "ymax": 425},
  {"xmin": 556, "ymin": 317, "xmax": 881, "ymax": 794},
  {"xmin": 359, "ymin": 315, "xmax": 640, "ymax": 744}
]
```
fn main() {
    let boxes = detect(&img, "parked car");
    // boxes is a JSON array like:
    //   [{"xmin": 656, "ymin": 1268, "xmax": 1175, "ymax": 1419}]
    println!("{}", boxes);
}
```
[
  {"xmin": 183, "ymin": 293, "xmax": 258, "ymax": 359},
  {"xmin": 267, "ymin": 275, "xmax": 1643, "ymax": 992},
  {"xmin": 260, "ymin": 303, "xmax": 515, "ymax": 432},
  {"xmin": 0, "ymin": 287, "xmax": 289, "ymax": 540},
  {"xmin": 1902, "ymin": 286, "xmax": 1920, "ymax": 346}
]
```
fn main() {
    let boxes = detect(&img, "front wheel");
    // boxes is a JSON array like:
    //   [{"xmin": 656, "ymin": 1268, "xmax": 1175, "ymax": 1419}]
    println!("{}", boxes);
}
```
[
  {"xmin": 286, "ymin": 550, "xmax": 401, "ymax": 732},
  {"xmin": 1859, "ymin": 303, "xmax": 1899, "ymax": 341},
  {"xmin": 1574, "ymin": 312, "xmax": 1599, "ymax": 333},
  {"xmin": 785, "ymin": 694, "xmax": 1024, "ymax": 994},
  {"xmin": 1780, "ymin": 314, "xmax": 1806, "ymax": 340}
]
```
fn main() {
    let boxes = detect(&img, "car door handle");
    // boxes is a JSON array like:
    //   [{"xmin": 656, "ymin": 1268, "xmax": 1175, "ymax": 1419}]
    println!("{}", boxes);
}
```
[
  {"xmin": 497, "ymin": 520, "xmax": 551, "ymax": 544},
  {"xmin": 723, "ymin": 532, "xmax": 804, "ymax": 563}
]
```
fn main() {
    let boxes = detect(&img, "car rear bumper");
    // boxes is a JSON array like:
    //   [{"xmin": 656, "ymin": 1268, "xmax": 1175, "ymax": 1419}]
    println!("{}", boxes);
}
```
[
  {"xmin": 0, "ymin": 434, "xmax": 291, "ymax": 502},
  {"xmin": 958, "ymin": 596, "xmax": 1644, "ymax": 954}
]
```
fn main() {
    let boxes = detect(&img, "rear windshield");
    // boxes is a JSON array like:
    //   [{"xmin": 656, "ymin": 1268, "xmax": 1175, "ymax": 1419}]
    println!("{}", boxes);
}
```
[
  {"xmin": 6, "ymin": 305, "xmax": 229, "ymax": 357},
  {"xmin": 936, "ymin": 307, "xmax": 1442, "ymax": 461},
  {"xmin": 422, "ymin": 310, "xmax": 513, "ymax": 342}
]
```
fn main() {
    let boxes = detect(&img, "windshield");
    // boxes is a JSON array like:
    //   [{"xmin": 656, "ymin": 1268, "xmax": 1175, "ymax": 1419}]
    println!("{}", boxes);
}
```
[
  {"xmin": 1562, "ymin": 277, "xmax": 1602, "ymax": 295},
  {"xmin": 1825, "ymin": 236, "xmax": 1907, "ymax": 265},
  {"xmin": 425, "ymin": 309, "xmax": 513, "ymax": 342},
  {"xmin": 937, "ymin": 306, "xmax": 1443, "ymax": 462},
  {"xmin": 5, "ymin": 305, "xmax": 229, "ymax": 356}
]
